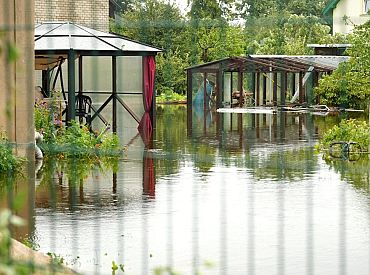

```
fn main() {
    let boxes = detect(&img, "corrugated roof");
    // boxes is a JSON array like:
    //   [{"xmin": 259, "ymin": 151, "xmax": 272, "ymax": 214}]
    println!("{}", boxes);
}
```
[
  {"xmin": 186, "ymin": 55, "xmax": 348, "ymax": 73},
  {"xmin": 35, "ymin": 22, "xmax": 162, "ymax": 53}
]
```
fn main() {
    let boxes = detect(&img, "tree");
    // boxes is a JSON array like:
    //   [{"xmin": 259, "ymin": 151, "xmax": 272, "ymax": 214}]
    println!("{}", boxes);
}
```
[
  {"xmin": 245, "ymin": 13, "xmax": 334, "ymax": 55},
  {"xmin": 315, "ymin": 22, "xmax": 370, "ymax": 109}
]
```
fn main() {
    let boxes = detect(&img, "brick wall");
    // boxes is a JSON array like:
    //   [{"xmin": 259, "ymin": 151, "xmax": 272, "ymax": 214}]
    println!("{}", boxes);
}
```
[{"xmin": 35, "ymin": 0, "xmax": 109, "ymax": 32}]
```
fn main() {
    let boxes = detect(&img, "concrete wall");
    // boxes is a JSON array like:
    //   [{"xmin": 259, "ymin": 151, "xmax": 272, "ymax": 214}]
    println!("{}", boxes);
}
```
[
  {"xmin": 35, "ymin": 0, "xmax": 109, "ymax": 32},
  {"xmin": 0, "ymin": 1, "xmax": 35, "ymax": 155},
  {"xmin": 333, "ymin": 0, "xmax": 370, "ymax": 34}
]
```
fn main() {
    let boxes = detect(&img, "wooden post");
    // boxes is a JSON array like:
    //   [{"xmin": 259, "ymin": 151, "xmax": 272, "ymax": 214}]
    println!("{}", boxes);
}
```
[
  {"xmin": 238, "ymin": 71, "xmax": 243, "ymax": 107},
  {"xmin": 112, "ymin": 56, "xmax": 117, "ymax": 133},
  {"xmin": 217, "ymin": 65, "xmax": 224, "ymax": 109},
  {"xmin": 280, "ymin": 72, "xmax": 287, "ymax": 106},
  {"xmin": 230, "ymin": 72, "xmax": 233, "ymax": 106},
  {"xmin": 299, "ymin": 72, "xmax": 304, "ymax": 104},
  {"xmin": 67, "ymin": 50, "xmax": 76, "ymax": 122},
  {"xmin": 262, "ymin": 73, "xmax": 267, "ymax": 106},
  {"xmin": 256, "ymin": 73, "xmax": 260, "ymax": 106},
  {"xmin": 291, "ymin": 73, "xmax": 296, "ymax": 102},
  {"xmin": 187, "ymin": 70, "xmax": 193, "ymax": 136},
  {"xmin": 251, "ymin": 72, "xmax": 256, "ymax": 101},
  {"xmin": 273, "ymin": 73, "xmax": 278, "ymax": 106},
  {"xmin": 203, "ymin": 72, "xmax": 207, "ymax": 110}
]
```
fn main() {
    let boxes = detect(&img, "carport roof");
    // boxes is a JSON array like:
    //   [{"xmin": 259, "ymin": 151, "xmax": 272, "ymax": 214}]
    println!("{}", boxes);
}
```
[{"xmin": 186, "ymin": 55, "xmax": 349, "ymax": 73}]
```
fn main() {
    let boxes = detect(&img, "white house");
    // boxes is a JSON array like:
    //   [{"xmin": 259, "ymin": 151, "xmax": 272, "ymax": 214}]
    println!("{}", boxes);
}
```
[{"xmin": 323, "ymin": 0, "xmax": 370, "ymax": 34}]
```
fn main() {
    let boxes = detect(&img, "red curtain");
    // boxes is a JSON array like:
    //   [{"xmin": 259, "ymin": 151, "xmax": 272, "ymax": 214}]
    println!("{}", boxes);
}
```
[{"xmin": 138, "ymin": 56, "xmax": 156, "ymax": 146}]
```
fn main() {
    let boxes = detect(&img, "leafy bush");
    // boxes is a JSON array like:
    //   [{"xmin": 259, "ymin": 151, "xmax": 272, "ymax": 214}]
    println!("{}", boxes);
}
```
[
  {"xmin": 156, "ymin": 89, "xmax": 186, "ymax": 103},
  {"xmin": 0, "ymin": 132, "xmax": 23, "ymax": 174},
  {"xmin": 35, "ymin": 101, "xmax": 122, "ymax": 158},
  {"xmin": 319, "ymin": 119, "xmax": 370, "ymax": 150}
]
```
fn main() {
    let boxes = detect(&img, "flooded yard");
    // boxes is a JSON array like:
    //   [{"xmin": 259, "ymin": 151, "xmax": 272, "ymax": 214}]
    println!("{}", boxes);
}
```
[{"xmin": 4, "ymin": 106, "xmax": 370, "ymax": 274}]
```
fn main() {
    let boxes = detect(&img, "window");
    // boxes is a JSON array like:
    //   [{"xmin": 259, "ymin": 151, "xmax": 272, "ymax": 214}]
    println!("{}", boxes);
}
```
[{"xmin": 365, "ymin": 0, "xmax": 370, "ymax": 13}]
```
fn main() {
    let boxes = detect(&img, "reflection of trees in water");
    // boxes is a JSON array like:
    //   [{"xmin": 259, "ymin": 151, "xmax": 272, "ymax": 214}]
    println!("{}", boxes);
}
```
[
  {"xmin": 323, "ymin": 155, "xmax": 370, "ymax": 193},
  {"xmin": 155, "ymin": 105, "xmax": 188, "ymax": 176},
  {"xmin": 245, "ymin": 147, "xmax": 318, "ymax": 181},
  {"xmin": 35, "ymin": 157, "xmax": 119, "ymax": 209}
]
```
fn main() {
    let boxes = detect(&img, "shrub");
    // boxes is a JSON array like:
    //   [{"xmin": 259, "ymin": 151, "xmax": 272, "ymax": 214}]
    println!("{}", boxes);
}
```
[
  {"xmin": 319, "ymin": 119, "xmax": 370, "ymax": 150},
  {"xmin": 0, "ymin": 131, "xmax": 23, "ymax": 174}
]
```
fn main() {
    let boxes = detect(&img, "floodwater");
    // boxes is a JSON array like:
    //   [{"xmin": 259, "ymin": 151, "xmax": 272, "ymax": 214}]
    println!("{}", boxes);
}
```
[{"xmin": 5, "ymin": 106, "xmax": 370, "ymax": 274}]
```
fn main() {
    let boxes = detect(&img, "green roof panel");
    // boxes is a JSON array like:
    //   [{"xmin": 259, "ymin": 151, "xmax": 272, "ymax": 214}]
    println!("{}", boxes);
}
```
[{"xmin": 323, "ymin": 0, "xmax": 341, "ymax": 16}]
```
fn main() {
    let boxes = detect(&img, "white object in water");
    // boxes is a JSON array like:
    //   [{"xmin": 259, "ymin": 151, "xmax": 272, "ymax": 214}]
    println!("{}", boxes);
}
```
[{"xmin": 217, "ymin": 108, "xmax": 276, "ymax": 114}]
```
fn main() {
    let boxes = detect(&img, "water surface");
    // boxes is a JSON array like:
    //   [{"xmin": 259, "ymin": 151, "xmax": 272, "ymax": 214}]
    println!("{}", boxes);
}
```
[{"xmin": 19, "ymin": 107, "xmax": 370, "ymax": 274}]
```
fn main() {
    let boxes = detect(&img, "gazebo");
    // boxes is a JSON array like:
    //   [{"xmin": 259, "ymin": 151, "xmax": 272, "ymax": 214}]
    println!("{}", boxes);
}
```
[
  {"xmin": 186, "ymin": 55, "xmax": 348, "ymax": 134},
  {"xmin": 34, "ymin": 22, "xmax": 161, "ymax": 140}
]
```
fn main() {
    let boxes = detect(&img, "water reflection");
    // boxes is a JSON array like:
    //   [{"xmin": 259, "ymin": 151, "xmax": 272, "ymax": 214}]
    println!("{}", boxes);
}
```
[{"xmin": 1, "ymin": 106, "xmax": 370, "ymax": 274}]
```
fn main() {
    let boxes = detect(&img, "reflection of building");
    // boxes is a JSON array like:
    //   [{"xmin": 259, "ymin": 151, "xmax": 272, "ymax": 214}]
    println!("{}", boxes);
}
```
[{"xmin": 323, "ymin": 0, "xmax": 370, "ymax": 34}]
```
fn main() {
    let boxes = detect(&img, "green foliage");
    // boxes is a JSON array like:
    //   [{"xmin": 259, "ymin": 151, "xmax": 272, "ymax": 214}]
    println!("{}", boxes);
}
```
[
  {"xmin": 0, "ymin": 132, "xmax": 23, "ymax": 174},
  {"xmin": 157, "ymin": 89, "xmax": 186, "ymax": 103},
  {"xmin": 245, "ymin": 13, "xmax": 335, "ymax": 55},
  {"xmin": 315, "ymin": 23, "xmax": 370, "ymax": 108},
  {"xmin": 112, "ymin": 0, "xmax": 340, "ymax": 97},
  {"xmin": 319, "ymin": 119, "xmax": 370, "ymax": 150},
  {"xmin": 0, "ymin": 209, "xmax": 39, "ymax": 275},
  {"xmin": 35, "ymin": 101, "xmax": 123, "ymax": 158},
  {"xmin": 34, "ymin": 98, "xmax": 60, "ymax": 143},
  {"xmin": 156, "ymin": 50, "xmax": 189, "ymax": 95},
  {"xmin": 240, "ymin": 0, "xmax": 328, "ymax": 18}
]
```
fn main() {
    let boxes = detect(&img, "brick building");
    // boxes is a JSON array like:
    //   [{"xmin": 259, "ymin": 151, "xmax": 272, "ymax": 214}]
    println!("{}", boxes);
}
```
[{"xmin": 35, "ymin": 0, "xmax": 121, "ymax": 32}]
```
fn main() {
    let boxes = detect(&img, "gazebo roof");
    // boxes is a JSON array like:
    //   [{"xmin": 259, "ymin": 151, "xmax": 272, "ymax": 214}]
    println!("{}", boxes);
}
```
[
  {"xmin": 35, "ymin": 21, "xmax": 162, "ymax": 54},
  {"xmin": 186, "ymin": 55, "xmax": 349, "ymax": 73}
]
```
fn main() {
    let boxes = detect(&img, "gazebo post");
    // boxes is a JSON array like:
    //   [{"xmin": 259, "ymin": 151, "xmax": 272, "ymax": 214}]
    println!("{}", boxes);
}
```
[
  {"xmin": 262, "ymin": 73, "xmax": 267, "ymax": 105},
  {"xmin": 256, "ymin": 72, "xmax": 260, "ymax": 106},
  {"xmin": 299, "ymin": 72, "xmax": 304, "ymax": 104},
  {"xmin": 281, "ymin": 72, "xmax": 287, "ymax": 105},
  {"xmin": 187, "ymin": 69, "xmax": 193, "ymax": 137},
  {"xmin": 78, "ymin": 56, "xmax": 83, "ymax": 95},
  {"xmin": 237, "ymin": 70, "xmax": 243, "ymax": 107},
  {"xmin": 216, "ymin": 62, "xmax": 224, "ymax": 109},
  {"xmin": 67, "ymin": 50, "xmax": 76, "ymax": 122},
  {"xmin": 112, "ymin": 56, "xmax": 117, "ymax": 133},
  {"xmin": 273, "ymin": 73, "xmax": 278, "ymax": 106}
]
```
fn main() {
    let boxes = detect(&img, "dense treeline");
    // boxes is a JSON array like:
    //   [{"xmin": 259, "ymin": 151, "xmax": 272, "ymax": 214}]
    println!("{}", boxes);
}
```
[{"xmin": 111, "ymin": 0, "xmax": 345, "ymax": 96}]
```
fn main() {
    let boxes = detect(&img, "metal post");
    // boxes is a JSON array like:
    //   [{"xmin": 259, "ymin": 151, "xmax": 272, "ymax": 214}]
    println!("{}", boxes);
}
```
[
  {"xmin": 112, "ymin": 56, "xmax": 117, "ymax": 133},
  {"xmin": 67, "ymin": 50, "xmax": 76, "ymax": 122},
  {"xmin": 78, "ymin": 56, "xmax": 83, "ymax": 95}
]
